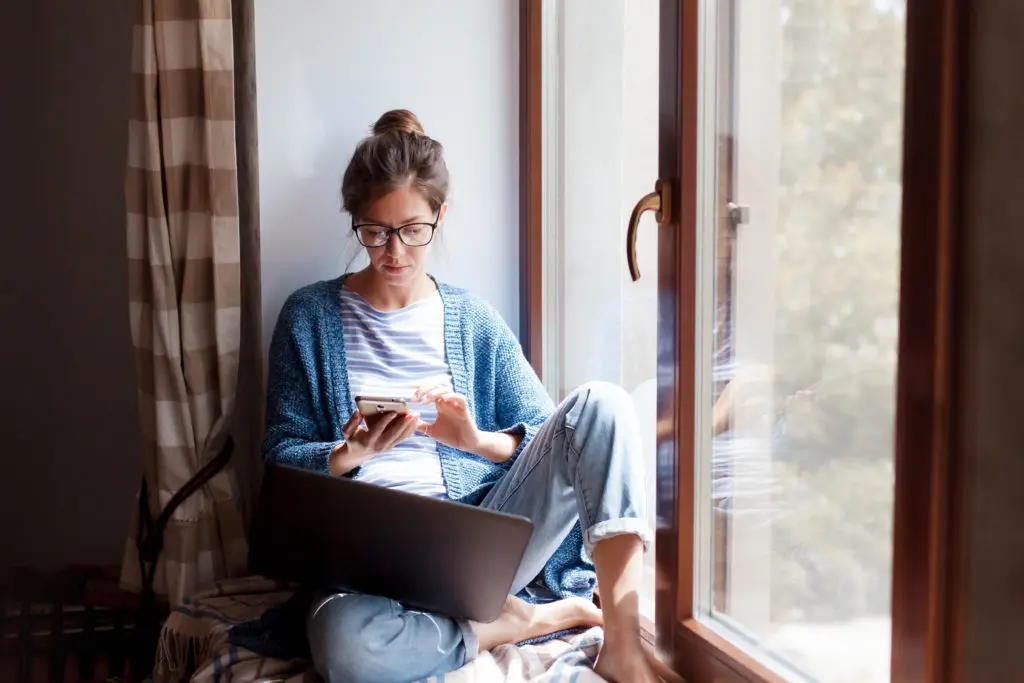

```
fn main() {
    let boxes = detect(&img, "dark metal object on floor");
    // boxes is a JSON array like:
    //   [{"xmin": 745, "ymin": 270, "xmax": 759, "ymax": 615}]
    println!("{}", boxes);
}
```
[
  {"xmin": 1, "ymin": 564, "xmax": 140, "ymax": 682},
  {"xmin": 130, "ymin": 436, "xmax": 236, "ymax": 680}
]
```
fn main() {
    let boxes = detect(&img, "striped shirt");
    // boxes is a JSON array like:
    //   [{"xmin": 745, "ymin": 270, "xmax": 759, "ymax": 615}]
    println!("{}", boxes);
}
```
[{"xmin": 339, "ymin": 288, "xmax": 451, "ymax": 498}]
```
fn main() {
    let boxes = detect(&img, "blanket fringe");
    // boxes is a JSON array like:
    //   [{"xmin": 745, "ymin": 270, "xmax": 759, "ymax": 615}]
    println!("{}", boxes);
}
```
[{"xmin": 154, "ymin": 622, "xmax": 228, "ymax": 683}]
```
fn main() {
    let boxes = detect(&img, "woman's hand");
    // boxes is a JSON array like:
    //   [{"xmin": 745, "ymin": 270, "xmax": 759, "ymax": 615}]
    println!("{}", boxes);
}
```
[
  {"xmin": 329, "ymin": 409, "xmax": 420, "ymax": 476},
  {"xmin": 412, "ymin": 384, "xmax": 482, "ymax": 453},
  {"xmin": 413, "ymin": 384, "xmax": 521, "ymax": 463}
]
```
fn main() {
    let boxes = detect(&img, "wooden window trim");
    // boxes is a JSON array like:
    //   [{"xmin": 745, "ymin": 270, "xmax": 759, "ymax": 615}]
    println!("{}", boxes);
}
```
[
  {"xmin": 889, "ymin": 0, "xmax": 969, "ymax": 681},
  {"xmin": 664, "ymin": 1, "xmax": 789, "ymax": 680},
  {"xmin": 519, "ymin": 0, "xmax": 543, "ymax": 376}
]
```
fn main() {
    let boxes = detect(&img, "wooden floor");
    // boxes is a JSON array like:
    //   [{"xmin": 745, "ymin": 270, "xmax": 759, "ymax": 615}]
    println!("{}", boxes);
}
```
[
  {"xmin": 0, "ymin": 617, "xmax": 138, "ymax": 683},
  {"xmin": 0, "ymin": 652, "xmax": 130, "ymax": 683},
  {"xmin": 2, "ymin": 566, "xmax": 142, "ymax": 683}
]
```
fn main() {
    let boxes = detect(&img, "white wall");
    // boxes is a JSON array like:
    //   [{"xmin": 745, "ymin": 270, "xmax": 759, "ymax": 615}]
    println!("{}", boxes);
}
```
[{"xmin": 255, "ymin": 0, "xmax": 520, "ymax": 349}]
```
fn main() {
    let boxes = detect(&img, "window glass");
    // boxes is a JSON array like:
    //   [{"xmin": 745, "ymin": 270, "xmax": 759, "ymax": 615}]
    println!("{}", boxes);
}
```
[{"xmin": 698, "ymin": 1, "xmax": 907, "ymax": 681}]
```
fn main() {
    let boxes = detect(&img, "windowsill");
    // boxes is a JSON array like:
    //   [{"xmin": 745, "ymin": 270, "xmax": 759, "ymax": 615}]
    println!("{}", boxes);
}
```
[{"xmin": 677, "ymin": 618, "xmax": 787, "ymax": 683}]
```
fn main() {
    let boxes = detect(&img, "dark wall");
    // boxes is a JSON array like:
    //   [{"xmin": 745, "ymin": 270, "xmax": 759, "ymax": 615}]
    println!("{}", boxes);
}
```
[
  {"xmin": 957, "ymin": 0, "xmax": 1024, "ymax": 678},
  {"xmin": 0, "ymin": 2, "xmax": 140, "ymax": 569}
]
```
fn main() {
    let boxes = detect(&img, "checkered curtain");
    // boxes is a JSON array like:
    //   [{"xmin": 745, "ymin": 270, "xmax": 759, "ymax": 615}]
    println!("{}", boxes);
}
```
[{"xmin": 121, "ymin": 0, "xmax": 249, "ymax": 605}]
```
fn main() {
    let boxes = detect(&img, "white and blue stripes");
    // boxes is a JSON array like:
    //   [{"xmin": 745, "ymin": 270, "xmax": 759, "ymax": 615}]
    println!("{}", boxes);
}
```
[{"xmin": 339, "ymin": 288, "xmax": 452, "ymax": 498}]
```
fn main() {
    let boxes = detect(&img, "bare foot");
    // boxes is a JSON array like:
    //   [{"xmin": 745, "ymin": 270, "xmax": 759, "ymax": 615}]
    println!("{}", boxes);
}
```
[
  {"xmin": 644, "ymin": 646, "xmax": 686, "ymax": 682},
  {"xmin": 595, "ymin": 644, "xmax": 658, "ymax": 683},
  {"xmin": 596, "ymin": 641, "xmax": 684, "ymax": 683},
  {"xmin": 472, "ymin": 596, "xmax": 603, "ymax": 652}
]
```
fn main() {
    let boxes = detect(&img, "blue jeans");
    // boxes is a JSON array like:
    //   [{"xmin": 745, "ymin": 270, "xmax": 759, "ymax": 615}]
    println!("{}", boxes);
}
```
[{"xmin": 307, "ymin": 381, "xmax": 650, "ymax": 683}]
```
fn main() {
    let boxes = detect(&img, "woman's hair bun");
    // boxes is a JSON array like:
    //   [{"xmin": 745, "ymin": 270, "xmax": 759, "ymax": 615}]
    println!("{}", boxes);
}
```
[
  {"xmin": 342, "ymin": 109, "xmax": 447, "ymax": 217},
  {"xmin": 372, "ymin": 109, "xmax": 425, "ymax": 136}
]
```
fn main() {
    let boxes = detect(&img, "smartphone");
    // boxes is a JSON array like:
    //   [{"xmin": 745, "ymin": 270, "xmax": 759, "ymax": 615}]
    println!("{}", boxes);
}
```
[{"xmin": 354, "ymin": 395, "xmax": 409, "ymax": 428}]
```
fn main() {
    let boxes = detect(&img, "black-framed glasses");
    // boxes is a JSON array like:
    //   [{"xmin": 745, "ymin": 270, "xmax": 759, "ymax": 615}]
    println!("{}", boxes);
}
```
[{"xmin": 352, "ymin": 208, "xmax": 440, "ymax": 248}]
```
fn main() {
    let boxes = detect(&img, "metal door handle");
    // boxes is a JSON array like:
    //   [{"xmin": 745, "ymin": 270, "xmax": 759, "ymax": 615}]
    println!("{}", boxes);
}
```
[{"xmin": 626, "ymin": 179, "xmax": 672, "ymax": 281}]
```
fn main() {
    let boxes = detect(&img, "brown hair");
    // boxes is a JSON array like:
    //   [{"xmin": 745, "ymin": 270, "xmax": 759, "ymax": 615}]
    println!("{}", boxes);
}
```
[{"xmin": 341, "ymin": 109, "xmax": 449, "ymax": 219}]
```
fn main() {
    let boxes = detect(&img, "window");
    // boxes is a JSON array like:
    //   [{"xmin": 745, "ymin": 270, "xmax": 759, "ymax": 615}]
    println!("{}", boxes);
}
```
[
  {"xmin": 694, "ymin": 1, "xmax": 907, "ymax": 681},
  {"xmin": 524, "ymin": 0, "xmax": 960, "ymax": 680}
]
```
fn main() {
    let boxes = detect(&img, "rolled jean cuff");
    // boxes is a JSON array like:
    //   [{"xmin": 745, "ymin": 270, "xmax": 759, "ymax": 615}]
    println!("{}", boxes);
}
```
[
  {"xmin": 458, "ymin": 618, "xmax": 480, "ymax": 662},
  {"xmin": 583, "ymin": 518, "xmax": 653, "ymax": 557}
]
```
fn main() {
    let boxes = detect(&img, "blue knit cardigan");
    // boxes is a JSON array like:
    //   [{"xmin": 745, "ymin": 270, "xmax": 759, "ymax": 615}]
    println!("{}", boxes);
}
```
[{"xmin": 262, "ymin": 275, "xmax": 597, "ymax": 601}]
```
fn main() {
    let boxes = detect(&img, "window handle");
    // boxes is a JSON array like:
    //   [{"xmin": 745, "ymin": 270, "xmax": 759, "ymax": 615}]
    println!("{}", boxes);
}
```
[
  {"xmin": 727, "ymin": 201, "xmax": 750, "ymax": 225},
  {"xmin": 626, "ymin": 179, "xmax": 672, "ymax": 282}
]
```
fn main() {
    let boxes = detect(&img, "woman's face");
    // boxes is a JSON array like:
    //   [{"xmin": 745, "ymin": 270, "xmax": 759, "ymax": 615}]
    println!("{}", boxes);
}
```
[{"xmin": 356, "ymin": 184, "xmax": 446, "ymax": 288}]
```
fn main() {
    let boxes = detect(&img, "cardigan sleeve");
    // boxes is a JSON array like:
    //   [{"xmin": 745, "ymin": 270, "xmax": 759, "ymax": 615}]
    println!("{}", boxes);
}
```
[
  {"xmin": 262, "ymin": 293, "xmax": 342, "ymax": 474},
  {"xmin": 489, "ymin": 309, "xmax": 555, "ymax": 465}
]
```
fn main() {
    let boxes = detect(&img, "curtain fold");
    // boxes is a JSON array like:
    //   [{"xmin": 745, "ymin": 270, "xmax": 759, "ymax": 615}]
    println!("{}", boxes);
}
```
[{"xmin": 121, "ymin": 0, "xmax": 252, "ymax": 605}]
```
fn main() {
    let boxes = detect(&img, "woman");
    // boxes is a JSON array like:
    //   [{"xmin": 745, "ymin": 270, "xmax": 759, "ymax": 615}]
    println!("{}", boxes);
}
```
[{"xmin": 264, "ymin": 110, "xmax": 668, "ymax": 683}]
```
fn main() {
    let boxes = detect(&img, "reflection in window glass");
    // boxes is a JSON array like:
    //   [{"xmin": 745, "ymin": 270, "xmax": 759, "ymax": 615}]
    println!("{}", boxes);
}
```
[
  {"xmin": 704, "ymin": 1, "xmax": 906, "ymax": 682},
  {"xmin": 543, "ymin": 0, "xmax": 661, "ymax": 621}
]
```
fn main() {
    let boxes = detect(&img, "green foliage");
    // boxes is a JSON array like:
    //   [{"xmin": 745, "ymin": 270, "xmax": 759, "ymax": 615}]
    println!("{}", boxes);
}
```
[{"xmin": 767, "ymin": 0, "xmax": 905, "ymax": 622}]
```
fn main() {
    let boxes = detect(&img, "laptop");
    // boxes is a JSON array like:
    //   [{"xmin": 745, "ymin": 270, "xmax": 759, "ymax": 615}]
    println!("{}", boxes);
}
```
[{"xmin": 248, "ymin": 464, "xmax": 534, "ymax": 622}]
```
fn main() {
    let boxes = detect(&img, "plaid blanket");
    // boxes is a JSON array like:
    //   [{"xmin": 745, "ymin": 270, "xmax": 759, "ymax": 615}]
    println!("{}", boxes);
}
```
[{"xmin": 155, "ymin": 577, "xmax": 606, "ymax": 683}]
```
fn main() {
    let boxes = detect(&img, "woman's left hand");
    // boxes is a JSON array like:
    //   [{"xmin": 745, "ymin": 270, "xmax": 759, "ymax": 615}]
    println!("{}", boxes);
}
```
[{"xmin": 412, "ymin": 384, "xmax": 482, "ymax": 453}]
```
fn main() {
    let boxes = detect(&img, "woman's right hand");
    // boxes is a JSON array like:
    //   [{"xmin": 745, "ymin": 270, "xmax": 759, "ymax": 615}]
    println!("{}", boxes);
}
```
[{"xmin": 329, "ymin": 410, "xmax": 420, "ymax": 476}]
